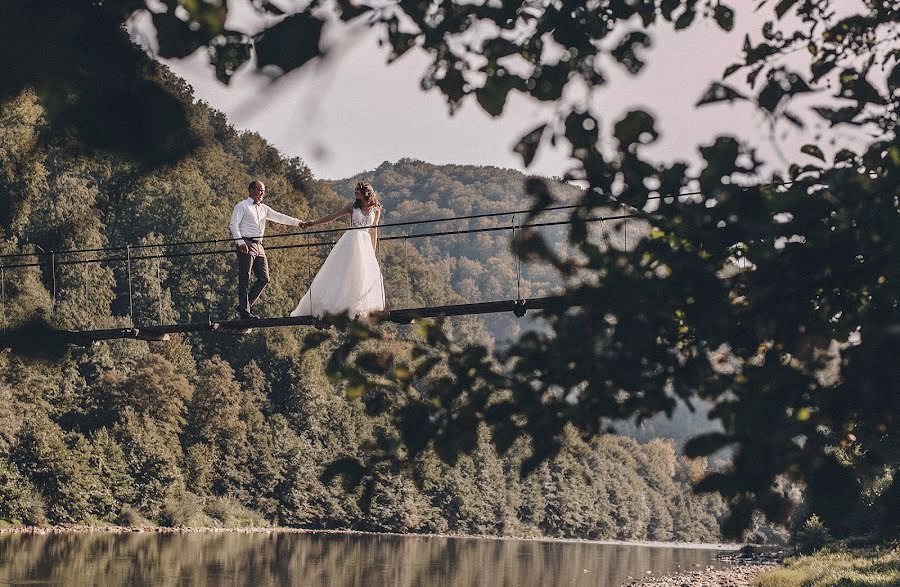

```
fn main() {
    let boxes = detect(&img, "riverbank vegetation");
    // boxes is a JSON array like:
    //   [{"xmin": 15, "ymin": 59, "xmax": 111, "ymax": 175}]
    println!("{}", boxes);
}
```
[{"xmin": 754, "ymin": 545, "xmax": 900, "ymax": 587}]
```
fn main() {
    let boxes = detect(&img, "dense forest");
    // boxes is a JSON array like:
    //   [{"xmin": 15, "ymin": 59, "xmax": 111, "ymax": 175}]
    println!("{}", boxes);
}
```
[{"xmin": 0, "ymin": 60, "xmax": 725, "ymax": 540}]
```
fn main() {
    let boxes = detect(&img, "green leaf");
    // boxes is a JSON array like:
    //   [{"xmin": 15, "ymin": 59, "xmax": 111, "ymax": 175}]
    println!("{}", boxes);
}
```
[
  {"xmin": 345, "ymin": 381, "xmax": 366, "ymax": 400},
  {"xmin": 210, "ymin": 33, "xmax": 252, "ymax": 84},
  {"xmin": 693, "ymin": 471, "xmax": 738, "ymax": 494},
  {"xmin": 335, "ymin": 0, "xmax": 369, "ymax": 21},
  {"xmin": 757, "ymin": 68, "xmax": 812, "ymax": 112},
  {"xmin": 152, "ymin": 12, "xmax": 205, "ymax": 59},
  {"xmin": 813, "ymin": 105, "xmax": 862, "ymax": 125},
  {"xmin": 611, "ymin": 31, "xmax": 651, "ymax": 75},
  {"xmin": 811, "ymin": 57, "xmax": 837, "ymax": 83},
  {"xmin": 713, "ymin": 4, "xmax": 735, "ymax": 32},
  {"xmin": 801, "ymin": 144, "xmax": 825, "ymax": 161},
  {"xmin": 476, "ymin": 75, "xmax": 517, "ymax": 117},
  {"xmin": 356, "ymin": 351, "xmax": 393, "ymax": 375},
  {"xmin": 684, "ymin": 433, "xmax": 733, "ymax": 457},
  {"xmin": 674, "ymin": 8, "xmax": 696, "ymax": 30},
  {"xmin": 613, "ymin": 110, "xmax": 658, "ymax": 149},
  {"xmin": 320, "ymin": 457, "xmax": 366, "ymax": 491},
  {"xmin": 774, "ymin": 0, "xmax": 800, "ymax": 18},
  {"xmin": 888, "ymin": 62, "xmax": 900, "ymax": 91},
  {"xmin": 513, "ymin": 124, "xmax": 546, "ymax": 168},
  {"xmin": 254, "ymin": 12, "xmax": 324, "ymax": 73},
  {"xmin": 696, "ymin": 82, "xmax": 748, "ymax": 107},
  {"xmin": 523, "ymin": 176, "xmax": 555, "ymax": 221},
  {"xmin": 481, "ymin": 37, "xmax": 521, "ymax": 61},
  {"xmin": 722, "ymin": 63, "xmax": 742, "ymax": 79},
  {"xmin": 833, "ymin": 149, "xmax": 856, "ymax": 163},
  {"xmin": 660, "ymin": 0, "xmax": 680, "ymax": 20},
  {"xmin": 385, "ymin": 16, "xmax": 417, "ymax": 62},
  {"xmin": 302, "ymin": 330, "xmax": 332, "ymax": 350}
]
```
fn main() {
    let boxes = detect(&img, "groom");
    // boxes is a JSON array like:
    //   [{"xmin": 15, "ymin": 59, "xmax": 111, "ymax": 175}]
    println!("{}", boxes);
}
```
[{"xmin": 229, "ymin": 180, "xmax": 303, "ymax": 319}]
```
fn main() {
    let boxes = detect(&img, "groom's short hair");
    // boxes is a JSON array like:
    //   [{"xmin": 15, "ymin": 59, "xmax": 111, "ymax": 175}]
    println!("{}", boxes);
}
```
[{"xmin": 248, "ymin": 180, "xmax": 263, "ymax": 192}]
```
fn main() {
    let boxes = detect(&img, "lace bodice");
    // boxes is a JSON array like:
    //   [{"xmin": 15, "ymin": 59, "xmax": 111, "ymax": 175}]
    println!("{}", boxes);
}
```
[{"xmin": 350, "ymin": 207, "xmax": 376, "ymax": 228}]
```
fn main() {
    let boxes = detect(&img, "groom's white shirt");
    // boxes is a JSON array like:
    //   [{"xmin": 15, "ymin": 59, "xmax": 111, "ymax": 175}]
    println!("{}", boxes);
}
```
[{"xmin": 229, "ymin": 198, "xmax": 300, "ymax": 246}]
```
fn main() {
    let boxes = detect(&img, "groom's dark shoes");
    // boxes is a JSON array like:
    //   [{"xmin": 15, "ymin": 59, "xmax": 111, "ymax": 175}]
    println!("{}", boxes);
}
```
[{"xmin": 236, "ymin": 306, "xmax": 261, "ymax": 320}]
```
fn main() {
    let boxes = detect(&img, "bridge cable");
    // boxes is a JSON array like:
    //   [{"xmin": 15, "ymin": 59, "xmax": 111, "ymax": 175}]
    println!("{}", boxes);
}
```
[
  {"xmin": 0, "ymin": 213, "xmax": 636, "ymax": 271},
  {"xmin": 0, "ymin": 180, "xmax": 803, "ymax": 263}
]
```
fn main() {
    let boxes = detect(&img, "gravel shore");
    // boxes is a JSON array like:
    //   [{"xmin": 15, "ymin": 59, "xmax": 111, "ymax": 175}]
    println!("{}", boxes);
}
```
[{"xmin": 622, "ymin": 550, "xmax": 783, "ymax": 586}]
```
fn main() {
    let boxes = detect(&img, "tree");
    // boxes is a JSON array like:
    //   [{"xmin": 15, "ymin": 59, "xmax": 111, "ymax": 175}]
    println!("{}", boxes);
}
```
[
  {"xmin": 184, "ymin": 357, "xmax": 251, "ymax": 495},
  {"xmin": 10, "ymin": 415, "xmax": 99, "ymax": 523},
  {"xmin": 2, "ymin": 0, "xmax": 897, "ymax": 538},
  {"xmin": 114, "ymin": 409, "xmax": 184, "ymax": 519},
  {"xmin": 106, "ymin": 353, "xmax": 194, "ymax": 435}
]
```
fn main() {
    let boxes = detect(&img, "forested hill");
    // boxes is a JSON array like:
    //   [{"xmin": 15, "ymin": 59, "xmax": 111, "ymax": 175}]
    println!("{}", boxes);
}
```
[{"xmin": 0, "ymin": 60, "xmax": 723, "ymax": 540}]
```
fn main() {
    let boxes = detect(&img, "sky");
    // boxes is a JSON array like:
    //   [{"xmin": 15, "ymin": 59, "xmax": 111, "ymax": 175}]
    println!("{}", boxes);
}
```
[{"xmin": 129, "ymin": 2, "xmax": 852, "ymax": 182}]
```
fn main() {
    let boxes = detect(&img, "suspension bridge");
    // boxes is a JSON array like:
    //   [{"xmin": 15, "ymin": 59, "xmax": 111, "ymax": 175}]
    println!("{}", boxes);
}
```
[{"xmin": 0, "ymin": 197, "xmax": 655, "ymax": 347}]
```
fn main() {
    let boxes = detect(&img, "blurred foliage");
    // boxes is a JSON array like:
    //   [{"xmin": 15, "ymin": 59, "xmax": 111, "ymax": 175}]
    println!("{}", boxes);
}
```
[
  {"xmin": 0, "ymin": 0, "xmax": 897, "ymax": 540},
  {"xmin": 197, "ymin": 0, "xmax": 895, "ymax": 539}
]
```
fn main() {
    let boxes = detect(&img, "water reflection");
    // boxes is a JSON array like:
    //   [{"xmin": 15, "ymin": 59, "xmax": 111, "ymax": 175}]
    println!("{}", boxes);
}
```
[{"xmin": 0, "ymin": 532, "xmax": 724, "ymax": 586}]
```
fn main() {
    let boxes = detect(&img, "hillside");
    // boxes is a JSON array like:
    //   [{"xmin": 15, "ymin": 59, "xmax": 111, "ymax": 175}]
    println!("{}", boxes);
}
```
[{"xmin": 0, "ymin": 61, "xmax": 723, "ymax": 540}]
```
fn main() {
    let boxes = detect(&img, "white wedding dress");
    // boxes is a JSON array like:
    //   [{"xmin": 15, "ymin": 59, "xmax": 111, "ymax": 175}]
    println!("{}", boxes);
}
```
[{"xmin": 290, "ymin": 207, "xmax": 386, "ymax": 319}]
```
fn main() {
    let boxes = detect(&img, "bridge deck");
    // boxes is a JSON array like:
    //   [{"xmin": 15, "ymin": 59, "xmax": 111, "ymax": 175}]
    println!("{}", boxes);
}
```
[{"xmin": 64, "ymin": 296, "xmax": 575, "ymax": 344}]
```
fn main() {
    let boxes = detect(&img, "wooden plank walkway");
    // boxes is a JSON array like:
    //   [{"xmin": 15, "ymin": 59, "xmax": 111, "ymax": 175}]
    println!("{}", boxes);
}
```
[{"xmin": 63, "ymin": 296, "xmax": 578, "ymax": 345}]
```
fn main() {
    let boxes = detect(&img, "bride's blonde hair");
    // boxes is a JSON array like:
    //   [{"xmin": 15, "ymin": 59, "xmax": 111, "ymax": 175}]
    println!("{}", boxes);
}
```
[{"xmin": 354, "ymin": 181, "xmax": 381, "ymax": 209}]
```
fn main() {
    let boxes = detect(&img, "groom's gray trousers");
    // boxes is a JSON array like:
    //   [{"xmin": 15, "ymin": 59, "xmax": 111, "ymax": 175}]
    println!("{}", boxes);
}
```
[{"xmin": 236, "ymin": 240, "xmax": 270, "ymax": 311}]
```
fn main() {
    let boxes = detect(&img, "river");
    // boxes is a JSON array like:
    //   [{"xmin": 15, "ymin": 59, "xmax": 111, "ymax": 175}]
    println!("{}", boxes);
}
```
[{"xmin": 0, "ymin": 531, "xmax": 731, "ymax": 586}]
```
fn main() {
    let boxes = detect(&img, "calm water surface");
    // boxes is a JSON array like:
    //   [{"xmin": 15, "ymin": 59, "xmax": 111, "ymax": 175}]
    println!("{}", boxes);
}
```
[{"xmin": 0, "ymin": 532, "xmax": 727, "ymax": 586}]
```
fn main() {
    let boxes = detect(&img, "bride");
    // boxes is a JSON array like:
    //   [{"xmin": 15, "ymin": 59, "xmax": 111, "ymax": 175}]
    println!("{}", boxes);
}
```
[{"xmin": 290, "ymin": 181, "xmax": 386, "ymax": 319}]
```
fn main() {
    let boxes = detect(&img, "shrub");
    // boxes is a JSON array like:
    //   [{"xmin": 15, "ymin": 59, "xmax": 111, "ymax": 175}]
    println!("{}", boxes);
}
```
[
  {"xmin": 794, "ymin": 514, "xmax": 832, "ymax": 554},
  {"xmin": 202, "ymin": 496, "xmax": 268, "ymax": 528},
  {"xmin": 159, "ymin": 491, "xmax": 213, "ymax": 527},
  {"xmin": 0, "ymin": 458, "xmax": 47, "ymax": 526}
]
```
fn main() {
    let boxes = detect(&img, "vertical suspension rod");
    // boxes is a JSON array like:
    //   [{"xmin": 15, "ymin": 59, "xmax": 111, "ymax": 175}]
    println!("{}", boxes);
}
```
[
  {"xmin": 126, "ymin": 245, "xmax": 134, "ymax": 327},
  {"xmin": 0, "ymin": 265, "xmax": 5, "ymax": 333},
  {"xmin": 512, "ymin": 213, "xmax": 521, "ymax": 301},
  {"xmin": 306, "ymin": 232, "xmax": 313, "ymax": 317},
  {"xmin": 156, "ymin": 257, "xmax": 163, "ymax": 324},
  {"xmin": 51, "ymin": 252, "xmax": 57, "ymax": 314}
]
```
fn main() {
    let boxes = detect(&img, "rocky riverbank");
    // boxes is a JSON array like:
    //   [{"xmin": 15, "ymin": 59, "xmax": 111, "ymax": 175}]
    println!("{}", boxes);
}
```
[{"xmin": 622, "ymin": 549, "xmax": 783, "ymax": 586}]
